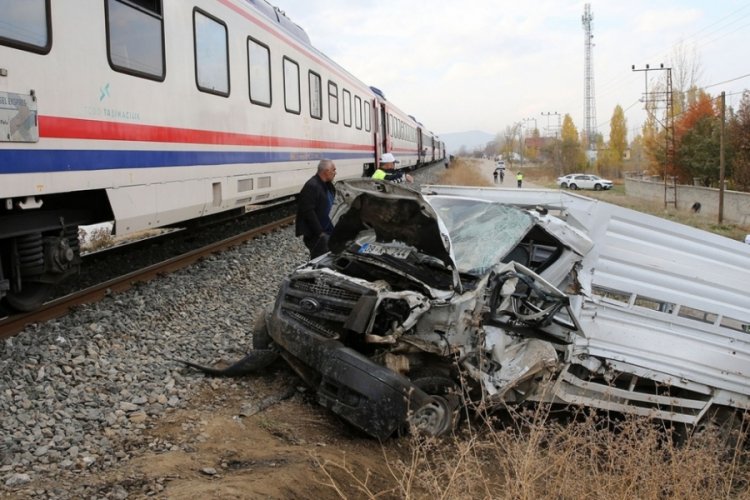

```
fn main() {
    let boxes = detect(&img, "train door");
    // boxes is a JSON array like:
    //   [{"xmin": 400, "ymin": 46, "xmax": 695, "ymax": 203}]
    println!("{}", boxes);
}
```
[
  {"xmin": 380, "ymin": 104, "xmax": 389, "ymax": 159},
  {"xmin": 417, "ymin": 127, "xmax": 424, "ymax": 166},
  {"xmin": 366, "ymin": 99, "xmax": 384, "ymax": 176}
]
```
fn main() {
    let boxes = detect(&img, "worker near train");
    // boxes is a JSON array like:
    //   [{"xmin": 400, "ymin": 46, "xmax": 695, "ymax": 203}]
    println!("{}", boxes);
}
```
[
  {"xmin": 516, "ymin": 171, "xmax": 524, "ymax": 188},
  {"xmin": 296, "ymin": 159, "xmax": 337, "ymax": 259},
  {"xmin": 372, "ymin": 153, "xmax": 414, "ymax": 183}
]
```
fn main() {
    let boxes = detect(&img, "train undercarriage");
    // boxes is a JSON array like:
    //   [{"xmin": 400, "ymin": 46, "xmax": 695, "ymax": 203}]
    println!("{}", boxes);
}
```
[{"xmin": 0, "ymin": 192, "xmax": 109, "ymax": 311}]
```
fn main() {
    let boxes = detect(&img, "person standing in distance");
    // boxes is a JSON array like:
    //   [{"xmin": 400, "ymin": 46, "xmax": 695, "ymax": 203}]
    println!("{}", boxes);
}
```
[
  {"xmin": 371, "ymin": 153, "xmax": 413, "ymax": 183},
  {"xmin": 516, "ymin": 171, "xmax": 524, "ymax": 188},
  {"xmin": 296, "ymin": 159, "xmax": 337, "ymax": 259}
]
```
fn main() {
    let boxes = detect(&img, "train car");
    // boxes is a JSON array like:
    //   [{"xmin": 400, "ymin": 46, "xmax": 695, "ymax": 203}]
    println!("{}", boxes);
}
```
[
  {"xmin": 419, "ymin": 128, "xmax": 438, "ymax": 164},
  {"xmin": 369, "ymin": 87, "xmax": 419, "ymax": 170},
  {"xmin": 410, "ymin": 116, "xmax": 436, "ymax": 168},
  {"xmin": 388, "ymin": 106, "xmax": 418, "ymax": 169},
  {"xmin": 436, "ymin": 139, "xmax": 446, "ymax": 162},
  {"xmin": 0, "ymin": 0, "xmax": 439, "ymax": 311}
]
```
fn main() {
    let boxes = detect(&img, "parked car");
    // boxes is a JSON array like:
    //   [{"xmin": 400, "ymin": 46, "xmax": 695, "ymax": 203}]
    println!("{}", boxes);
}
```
[
  {"xmin": 558, "ymin": 173, "xmax": 613, "ymax": 190},
  {"xmin": 556, "ymin": 174, "xmax": 575, "ymax": 187},
  {"xmin": 188, "ymin": 180, "xmax": 750, "ymax": 440}
]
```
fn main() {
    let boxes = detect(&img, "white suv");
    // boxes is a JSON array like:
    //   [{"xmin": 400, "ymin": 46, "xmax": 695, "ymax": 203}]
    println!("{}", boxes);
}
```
[{"xmin": 560, "ymin": 174, "xmax": 613, "ymax": 191}]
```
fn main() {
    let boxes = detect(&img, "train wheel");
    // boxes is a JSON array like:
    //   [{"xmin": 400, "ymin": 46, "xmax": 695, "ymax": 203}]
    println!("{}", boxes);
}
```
[{"xmin": 4, "ymin": 282, "xmax": 54, "ymax": 312}]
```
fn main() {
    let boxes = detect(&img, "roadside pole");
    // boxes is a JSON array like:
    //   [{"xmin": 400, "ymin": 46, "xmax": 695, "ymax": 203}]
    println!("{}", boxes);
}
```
[{"xmin": 719, "ymin": 91, "xmax": 725, "ymax": 224}]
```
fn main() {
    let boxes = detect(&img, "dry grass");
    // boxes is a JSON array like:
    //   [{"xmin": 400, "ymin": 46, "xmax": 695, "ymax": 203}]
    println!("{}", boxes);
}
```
[
  {"xmin": 79, "ymin": 226, "xmax": 170, "ymax": 254},
  {"xmin": 438, "ymin": 158, "xmax": 494, "ymax": 187},
  {"xmin": 78, "ymin": 225, "xmax": 114, "ymax": 252},
  {"xmin": 314, "ymin": 158, "xmax": 749, "ymax": 497},
  {"xmin": 317, "ymin": 406, "xmax": 750, "ymax": 499}
]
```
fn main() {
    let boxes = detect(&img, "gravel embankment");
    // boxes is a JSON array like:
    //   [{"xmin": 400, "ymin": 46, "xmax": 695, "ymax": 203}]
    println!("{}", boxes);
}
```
[
  {"xmin": 0, "ymin": 165, "xmax": 447, "ymax": 496},
  {"xmin": 1, "ymin": 228, "xmax": 308, "ymax": 495}
]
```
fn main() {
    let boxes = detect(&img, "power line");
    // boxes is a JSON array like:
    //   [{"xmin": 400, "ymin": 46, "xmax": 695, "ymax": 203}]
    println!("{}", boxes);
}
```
[
  {"xmin": 704, "ymin": 73, "xmax": 750, "ymax": 89},
  {"xmin": 596, "ymin": 99, "xmax": 641, "ymax": 131},
  {"xmin": 687, "ymin": 4, "xmax": 750, "ymax": 36},
  {"xmin": 591, "ymin": 6, "xmax": 750, "ymax": 103},
  {"xmin": 538, "ymin": 4, "xmax": 750, "ymax": 141}
]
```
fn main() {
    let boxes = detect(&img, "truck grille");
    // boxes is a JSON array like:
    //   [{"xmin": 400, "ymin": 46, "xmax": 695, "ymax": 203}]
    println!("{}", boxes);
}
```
[
  {"xmin": 281, "ymin": 276, "xmax": 368, "ymax": 338},
  {"xmin": 290, "ymin": 279, "xmax": 361, "ymax": 302}
]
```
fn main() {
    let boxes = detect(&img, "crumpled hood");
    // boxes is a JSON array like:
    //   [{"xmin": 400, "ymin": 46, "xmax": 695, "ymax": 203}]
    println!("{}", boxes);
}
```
[{"xmin": 328, "ymin": 180, "xmax": 456, "ymax": 269}]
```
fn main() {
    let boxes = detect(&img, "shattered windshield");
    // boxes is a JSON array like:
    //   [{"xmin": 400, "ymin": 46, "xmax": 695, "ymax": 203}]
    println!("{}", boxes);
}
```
[{"xmin": 427, "ymin": 197, "xmax": 534, "ymax": 274}]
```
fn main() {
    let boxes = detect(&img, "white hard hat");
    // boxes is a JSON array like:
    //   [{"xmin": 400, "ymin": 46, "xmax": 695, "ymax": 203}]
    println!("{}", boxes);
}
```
[{"xmin": 380, "ymin": 152, "xmax": 399, "ymax": 163}]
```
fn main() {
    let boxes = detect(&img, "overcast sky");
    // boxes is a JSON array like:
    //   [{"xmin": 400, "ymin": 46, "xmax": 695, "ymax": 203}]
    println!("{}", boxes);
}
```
[{"xmin": 275, "ymin": 0, "xmax": 750, "ymax": 141}]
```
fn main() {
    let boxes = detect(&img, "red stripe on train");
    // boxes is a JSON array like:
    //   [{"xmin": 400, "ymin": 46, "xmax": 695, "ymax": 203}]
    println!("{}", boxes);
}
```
[{"xmin": 38, "ymin": 116, "xmax": 372, "ymax": 151}]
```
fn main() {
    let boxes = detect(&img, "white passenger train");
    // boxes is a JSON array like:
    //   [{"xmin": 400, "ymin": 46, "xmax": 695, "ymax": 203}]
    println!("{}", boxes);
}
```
[{"xmin": 0, "ymin": 0, "xmax": 445, "ymax": 310}]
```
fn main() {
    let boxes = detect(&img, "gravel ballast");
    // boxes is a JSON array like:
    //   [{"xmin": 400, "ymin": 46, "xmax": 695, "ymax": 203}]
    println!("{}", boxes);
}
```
[
  {"xmin": 0, "ymin": 166, "xmax": 447, "ymax": 496},
  {"xmin": 1, "ymin": 229, "xmax": 307, "ymax": 494}
]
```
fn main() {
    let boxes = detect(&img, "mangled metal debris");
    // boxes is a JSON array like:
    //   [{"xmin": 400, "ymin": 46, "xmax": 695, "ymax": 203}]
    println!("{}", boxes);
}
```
[{"xmin": 188, "ymin": 179, "xmax": 750, "ymax": 439}]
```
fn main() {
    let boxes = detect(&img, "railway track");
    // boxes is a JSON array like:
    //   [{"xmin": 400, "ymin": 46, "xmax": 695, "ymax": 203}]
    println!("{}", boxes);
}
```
[{"xmin": 0, "ymin": 215, "xmax": 295, "ymax": 340}]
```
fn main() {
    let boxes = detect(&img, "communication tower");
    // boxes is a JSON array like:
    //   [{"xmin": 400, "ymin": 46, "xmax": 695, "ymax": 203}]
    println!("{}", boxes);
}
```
[{"xmin": 582, "ymin": 3, "xmax": 597, "ymax": 153}]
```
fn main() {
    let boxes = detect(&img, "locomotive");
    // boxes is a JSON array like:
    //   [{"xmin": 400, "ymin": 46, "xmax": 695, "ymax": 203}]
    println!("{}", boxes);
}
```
[{"xmin": 0, "ymin": 0, "xmax": 445, "ymax": 311}]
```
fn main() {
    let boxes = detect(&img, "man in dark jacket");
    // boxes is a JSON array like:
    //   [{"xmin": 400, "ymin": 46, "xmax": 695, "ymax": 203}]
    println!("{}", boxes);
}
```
[{"xmin": 296, "ymin": 159, "xmax": 337, "ymax": 259}]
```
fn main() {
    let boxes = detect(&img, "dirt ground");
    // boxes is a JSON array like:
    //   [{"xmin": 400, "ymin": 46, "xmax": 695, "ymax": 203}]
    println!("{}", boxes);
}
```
[{"xmin": 40, "ymin": 366, "xmax": 411, "ymax": 499}]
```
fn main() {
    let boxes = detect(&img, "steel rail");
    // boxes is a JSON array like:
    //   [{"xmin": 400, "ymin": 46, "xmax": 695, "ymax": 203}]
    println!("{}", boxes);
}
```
[{"xmin": 0, "ymin": 215, "xmax": 295, "ymax": 340}]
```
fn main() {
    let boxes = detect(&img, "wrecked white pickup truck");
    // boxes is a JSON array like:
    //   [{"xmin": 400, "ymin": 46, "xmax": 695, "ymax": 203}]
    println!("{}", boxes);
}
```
[{"xmin": 194, "ymin": 179, "xmax": 750, "ymax": 439}]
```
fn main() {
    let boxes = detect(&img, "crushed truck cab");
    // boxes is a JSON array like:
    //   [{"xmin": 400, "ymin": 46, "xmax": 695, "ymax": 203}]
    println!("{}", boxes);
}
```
[{"xmin": 263, "ymin": 180, "xmax": 750, "ymax": 438}]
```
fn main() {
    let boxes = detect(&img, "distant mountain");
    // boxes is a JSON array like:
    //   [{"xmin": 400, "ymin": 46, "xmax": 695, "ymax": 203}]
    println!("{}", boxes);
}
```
[{"xmin": 438, "ymin": 130, "xmax": 495, "ymax": 154}]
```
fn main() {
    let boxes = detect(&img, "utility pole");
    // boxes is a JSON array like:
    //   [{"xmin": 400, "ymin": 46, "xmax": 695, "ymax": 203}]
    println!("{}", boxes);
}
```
[
  {"xmin": 522, "ymin": 118, "xmax": 538, "ymax": 163},
  {"xmin": 632, "ymin": 63, "xmax": 675, "ymax": 208},
  {"xmin": 542, "ymin": 112, "xmax": 561, "ymax": 174},
  {"xmin": 719, "ymin": 91, "xmax": 726, "ymax": 223},
  {"xmin": 523, "ymin": 117, "xmax": 538, "ymax": 134},
  {"xmin": 541, "ymin": 111, "xmax": 560, "ymax": 138}
]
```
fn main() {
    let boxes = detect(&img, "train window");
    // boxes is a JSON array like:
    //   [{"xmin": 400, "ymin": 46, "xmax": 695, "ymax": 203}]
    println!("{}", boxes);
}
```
[
  {"xmin": 0, "ymin": 0, "xmax": 51, "ymax": 54},
  {"xmin": 106, "ymin": 0, "xmax": 164, "ymax": 81},
  {"xmin": 354, "ymin": 96, "xmax": 362, "ymax": 130},
  {"xmin": 283, "ymin": 57, "xmax": 300, "ymax": 114},
  {"xmin": 364, "ymin": 102, "xmax": 370, "ymax": 132},
  {"xmin": 194, "ymin": 9, "xmax": 229, "ymax": 96},
  {"xmin": 342, "ymin": 89, "xmax": 352, "ymax": 127},
  {"xmin": 247, "ymin": 37, "xmax": 271, "ymax": 106},
  {"xmin": 309, "ymin": 71, "xmax": 322, "ymax": 119},
  {"xmin": 328, "ymin": 81, "xmax": 338, "ymax": 124}
]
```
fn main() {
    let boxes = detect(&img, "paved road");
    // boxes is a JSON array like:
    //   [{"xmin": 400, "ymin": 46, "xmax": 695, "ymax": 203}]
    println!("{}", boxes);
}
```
[{"xmin": 479, "ymin": 159, "xmax": 542, "ymax": 189}]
